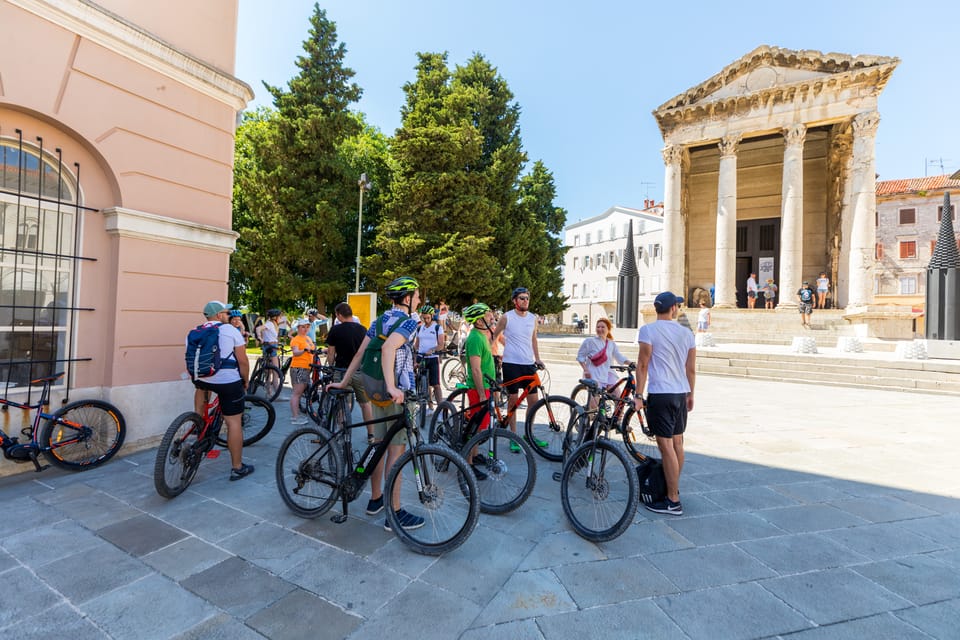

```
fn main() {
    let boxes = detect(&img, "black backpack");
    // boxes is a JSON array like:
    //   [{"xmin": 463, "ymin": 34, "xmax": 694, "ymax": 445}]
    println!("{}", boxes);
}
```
[{"xmin": 636, "ymin": 457, "xmax": 667, "ymax": 505}]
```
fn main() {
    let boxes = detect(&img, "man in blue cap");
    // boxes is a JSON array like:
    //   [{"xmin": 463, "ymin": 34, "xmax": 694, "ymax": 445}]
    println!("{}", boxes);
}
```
[{"xmin": 636, "ymin": 291, "xmax": 696, "ymax": 515}]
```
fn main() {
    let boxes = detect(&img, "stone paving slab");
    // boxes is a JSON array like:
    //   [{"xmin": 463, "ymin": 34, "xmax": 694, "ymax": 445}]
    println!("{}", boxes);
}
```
[{"xmin": 1, "ymin": 361, "xmax": 959, "ymax": 639}]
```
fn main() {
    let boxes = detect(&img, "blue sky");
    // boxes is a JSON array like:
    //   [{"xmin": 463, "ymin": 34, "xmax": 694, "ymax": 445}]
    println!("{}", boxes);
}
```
[{"xmin": 236, "ymin": 0, "xmax": 958, "ymax": 223}]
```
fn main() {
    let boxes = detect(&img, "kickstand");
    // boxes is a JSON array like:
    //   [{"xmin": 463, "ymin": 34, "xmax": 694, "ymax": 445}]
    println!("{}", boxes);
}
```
[
  {"xmin": 330, "ymin": 493, "xmax": 348, "ymax": 524},
  {"xmin": 29, "ymin": 451, "xmax": 49, "ymax": 473}
]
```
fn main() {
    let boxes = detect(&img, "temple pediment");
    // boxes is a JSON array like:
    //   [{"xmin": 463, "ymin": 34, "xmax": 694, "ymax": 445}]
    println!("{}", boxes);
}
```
[{"xmin": 653, "ymin": 46, "xmax": 899, "ymax": 136}]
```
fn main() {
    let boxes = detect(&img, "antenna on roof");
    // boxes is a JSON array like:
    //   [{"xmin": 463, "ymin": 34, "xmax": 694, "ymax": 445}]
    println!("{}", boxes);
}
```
[
  {"xmin": 925, "ymin": 157, "xmax": 950, "ymax": 176},
  {"xmin": 638, "ymin": 181, "xmax": 655, "ymax": 200}
]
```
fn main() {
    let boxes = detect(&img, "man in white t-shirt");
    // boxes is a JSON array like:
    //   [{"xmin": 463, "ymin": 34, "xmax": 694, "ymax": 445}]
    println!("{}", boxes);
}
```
[
  {"xmin": 746, "ymin": 272, "xmax": 759, "ymax": 309},
  {"xmin": 190, "ymin": 301, "xmax": 254, "ymax": 481},
  {"xmin": 636, "ymin": 291, "xmax": 696, "ymax": 516},
  {"xmin": 413, "ymin": 305, "xmax": 445, "ymax": 409},
  {"xmin": 492, "ymin": 287, "xmax": 544, "ymax": 436}
]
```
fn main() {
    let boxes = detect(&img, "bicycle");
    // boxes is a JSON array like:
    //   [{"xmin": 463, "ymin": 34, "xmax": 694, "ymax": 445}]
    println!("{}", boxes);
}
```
[
  {"xmin": 440, "ymin": 346, "xmax": 466, "ymax": 392},
  {"xmin": 248, "ymin": 346, "xmax": 283, "ymax": 402},
  {"xmin": 276, "ymin": 385, "xmax": 480, "ymax": 556},
  {"xmin": 303, "ymin": 362, "xmax": 353, "ymax": 425},
  {"xmin": 432, "ymin": 363, "xmax": 575, "ymax": 463},
  {"xmin": 427, "ymin": 374, "xmax": 536, "ymax": 515},
  {"xmin": 559, "ymin": 379, "xmax": 640, "ymax": 542},
  {"xmin": 0, "ymin": 372, "xmax": 126, "ymax": 472},
  {"xmin": 568, "ymin": 364, "xmax": 659, "ymax": 464},
  {"xmin": 154, "ymin": 391, "xmax": 276, "ymax": 498}
]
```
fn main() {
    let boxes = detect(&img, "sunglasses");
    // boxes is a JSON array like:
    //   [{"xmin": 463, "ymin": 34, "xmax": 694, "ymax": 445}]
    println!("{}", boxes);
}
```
[{"xmin": 516, "ymin": 296, "xmax": 529, "ymax": 301}]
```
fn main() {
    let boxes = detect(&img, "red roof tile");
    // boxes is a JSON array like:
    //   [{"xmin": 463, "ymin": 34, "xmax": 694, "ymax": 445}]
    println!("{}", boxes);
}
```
[{"xmin": 876, "ymin": 174, "xmax": 960, "ymax": 196}]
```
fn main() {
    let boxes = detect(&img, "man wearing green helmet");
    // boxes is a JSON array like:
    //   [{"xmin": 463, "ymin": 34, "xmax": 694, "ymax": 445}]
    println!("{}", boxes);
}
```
[
  {"xmin": 463, "ymin": 303, "xmax": 496, "ymax": 435},
  {"xmin": 331, "ymin": 276, "xmax": 424, "ymax": 531}
]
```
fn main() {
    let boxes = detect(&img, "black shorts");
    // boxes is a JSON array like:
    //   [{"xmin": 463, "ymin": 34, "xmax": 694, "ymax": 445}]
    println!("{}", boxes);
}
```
[
  {"xmin": 420, "ymin": 356, "xmax": 440, "ymax": 386},
  {"xmin": 501, "ymin": 362, "xmax": 537, "ymax": 394},
  {"xmin": 193, "ymin": 379, "xmax": 245, "ymax": 416},
  {"xmin": 646, "ymin": 393, "xmax": 688, "ymax": 438}
]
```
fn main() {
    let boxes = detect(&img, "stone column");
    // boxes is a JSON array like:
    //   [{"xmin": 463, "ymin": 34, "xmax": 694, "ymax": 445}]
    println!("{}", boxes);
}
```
[
  {"xmin": 661, "ymin": 144, "xmax": 685, "ymax": 296},
  {"xmin": 713, "ymin": 133, "xmax": 741, "ymax": 308},
  {"xmin": 777, "ymin": 124, "xmax": 806, "ymax": 310},
  {"xmin": 847, "ymin": 111, "xmax": 880, "ymax": 308}
]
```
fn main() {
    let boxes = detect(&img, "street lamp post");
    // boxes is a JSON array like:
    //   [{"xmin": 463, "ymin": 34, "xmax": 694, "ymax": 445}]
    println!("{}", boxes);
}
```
[{"xmin": 355, "ymin": 173, "xmax": 372, "ymax": 292}]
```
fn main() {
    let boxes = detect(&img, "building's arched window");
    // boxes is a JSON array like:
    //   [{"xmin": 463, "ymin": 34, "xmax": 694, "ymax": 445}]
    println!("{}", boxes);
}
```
[{"xmin": 0, "ymin": 137, "xmax": 79, "ymax": 390}]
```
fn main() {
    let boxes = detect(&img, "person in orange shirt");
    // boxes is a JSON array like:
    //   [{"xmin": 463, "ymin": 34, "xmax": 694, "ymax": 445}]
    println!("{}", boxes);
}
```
[{"xmin": 288, "ymin": 319, "xmax": 316, "ymax": 424}]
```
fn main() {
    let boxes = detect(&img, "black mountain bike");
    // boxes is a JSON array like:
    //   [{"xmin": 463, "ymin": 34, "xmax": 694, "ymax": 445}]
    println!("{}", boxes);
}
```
[
  {"xmin": 276, "ymin": 387, "xmax": 480, "ymax": 556},
  {"xmin": 559, "ymin": 379, "xmax": 640, "ymax": 542},
  {"xmin": 248, "ymin": 350, "xmax": 283, "ymax": 402}
]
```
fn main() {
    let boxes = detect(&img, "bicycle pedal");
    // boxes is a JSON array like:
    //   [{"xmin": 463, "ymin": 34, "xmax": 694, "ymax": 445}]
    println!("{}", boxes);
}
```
[
  {"xmin": 330, "ymin": 513, "xmax": 348, "ymax": 524},
  {"xmin": 206, "ymin": 450, "xmax": 221, "ymax": 459}
]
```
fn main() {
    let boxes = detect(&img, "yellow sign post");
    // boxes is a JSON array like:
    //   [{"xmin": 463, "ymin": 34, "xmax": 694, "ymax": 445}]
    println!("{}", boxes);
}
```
[{"xmin": 347, "ymin": 292, "xmax": 377, "ymax": 328}]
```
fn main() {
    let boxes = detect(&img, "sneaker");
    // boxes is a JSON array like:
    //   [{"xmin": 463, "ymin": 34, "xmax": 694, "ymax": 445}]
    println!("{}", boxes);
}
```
[
  {"xmin": 644, "ymin": 498, "xmax": 682, "ymax": 516},
  {"xmin": 471, "ymin": 464, "xmax": 488, "ymax": 481},
  {"xmin": 509, "ymin": 441, "xmax": 521, "ymax": 454},
  {"xmin": 229, "ymin": 462, "xmax": 255, "ymax": 482},
  {"xmin": 290, "ymin": 416, "xmax": 309, "ymax": 425},
  {"xmin": 384, "ymin": 508, "xmax": 425, "ymax": 531},
  {"xmin": 365, "ymin": 496, "xmax": 384, "ymax": 515}
]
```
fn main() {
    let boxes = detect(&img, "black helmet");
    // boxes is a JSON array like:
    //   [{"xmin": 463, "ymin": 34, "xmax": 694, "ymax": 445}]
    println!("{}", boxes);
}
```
[
  {"xmin": 266, "ymin": 308, "xmax": 281, "ymax": 318},
  {"xmin": 385, "ymin": 276, "xmax": 419, "ymax": 300}
]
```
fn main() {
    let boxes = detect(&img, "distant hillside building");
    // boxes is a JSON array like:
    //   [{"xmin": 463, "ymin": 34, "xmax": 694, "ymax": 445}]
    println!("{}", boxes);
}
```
[
  {"xmin": 562, "ymin": 202, "xmax": 664, "ymax": 328},
  {"xmin": 875, "ymin": 175, "xmax": 960, "ymax": 305}
]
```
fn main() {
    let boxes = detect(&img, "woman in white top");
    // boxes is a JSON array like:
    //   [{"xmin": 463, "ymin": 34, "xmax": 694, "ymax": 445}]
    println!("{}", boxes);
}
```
[{"xmin": 576, "ymin": 317, "xmax": 631, "ymax": 408}]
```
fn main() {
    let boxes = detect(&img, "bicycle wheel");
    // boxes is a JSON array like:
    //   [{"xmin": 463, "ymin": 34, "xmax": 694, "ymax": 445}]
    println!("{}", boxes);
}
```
[
  {"xmin": 560, "ymin": 439, "xmax": 639, "ymax": 542},
  {"xmin": 444, "ymin": 386, "xmax": 470, "ymax": 411},
  {"xmin": 322, "ymin": 394, "xmax": 351, "ymax": 434},
  {"xmin": 384, "ymin": 443, "xmax": 480, "ymax": 555},
  {"xmin": 524, "ymin": 395, "xmax": 578, "ymax": 462},
  {"xmin": 41, "ymin": 400, "xmax": 126, "ymax": 470},
  {"xmin": 249, "ymin": 364, "xmax": 283, "ymax": 402},
  {"xmin": 304, "ymin": 379, "xmax": 325, "ymax": 424},
  {"xmin": 562, "ymin": 406, "xmax": 590, "ymax": 462},
  {"xmin": 428, "ymin": 401, "xmax": 463, "ymax": 447},
  {"xmin": 154, "ymin": 412, "xmax": 205, "ymax": 498},
  {"xmin": 462, "ymin": 428, "xmax": 536, "ymax": 515},
  {"xmin": 216, "ymin": 395, "xmax": 275, "ymax": 447},
  {"xmin": 621, "ymin": 407, "xmax": 660, "ymax": 463},
  {"xmin": 441, "ymin": 358, "xmax": 465, "ymax": 391},
  {"xmin": 276, "ymin": 426, "xmax": 342, "ymax": 517},
  {"xmin": 570, "ymin": 383, "xmax": 590, "ymax": 409}
]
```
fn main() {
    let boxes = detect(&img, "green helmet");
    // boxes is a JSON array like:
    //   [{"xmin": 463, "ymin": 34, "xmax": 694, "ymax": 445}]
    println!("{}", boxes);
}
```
[
  {"xmin": 384, "ymin": 276, "xmax": 419, "ymax": 300},
  {"xmin": 463, "ymin": 303, "xmax": 491, "ymax": 324},
  {"xmin": 419, "ymin": 305, "xmax": 435, "ymax": 315}
]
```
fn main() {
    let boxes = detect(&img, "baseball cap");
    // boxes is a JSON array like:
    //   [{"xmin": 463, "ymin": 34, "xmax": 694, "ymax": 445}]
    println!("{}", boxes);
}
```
[
  {"xmin": 653, "ymin": 291, "xmax": 684, "ymax": 312},
  {"xmin": 203, "ymin": 300, "xmax": 232, "ymax": 317}
]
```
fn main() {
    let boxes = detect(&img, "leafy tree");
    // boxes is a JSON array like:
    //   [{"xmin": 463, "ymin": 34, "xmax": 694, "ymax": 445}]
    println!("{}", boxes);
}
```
[{"xmin": 231, "ymin": 5, "xmax": 364, "ymax": 312}]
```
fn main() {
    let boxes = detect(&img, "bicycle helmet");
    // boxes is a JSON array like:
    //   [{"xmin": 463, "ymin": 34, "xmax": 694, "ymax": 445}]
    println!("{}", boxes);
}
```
[
  {"xmin": 512, "ymin": 287, "xmax": 529, "ymax": 300},
  {"xmin": 419, "ymin": 305, "xmax": 435, "ymax": 315},
  {"xmin": 384, "ymin": 276, "xmax": 419, "ymax": 299},
  {"xmin": 307, "ymin": 308, "xmax": 318, "ymax": 316},
  {"xmin": 228, "ymin": 309, "xmax": 243, "ymax": 318},
  {"xmin": 463, "ymin": 303, "xmax": 491, "ymax": 325},
  {"xmin": 266, "ymin": 308, "xmax": 281, "ymax": 318}
]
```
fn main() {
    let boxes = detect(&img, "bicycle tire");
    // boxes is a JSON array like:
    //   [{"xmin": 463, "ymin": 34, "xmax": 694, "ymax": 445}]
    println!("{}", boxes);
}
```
[
  {"xmin": 323, "ymin": 393, "xmax": 351, "ymax": 435},
  {"xmin": 304, "ymin": 379, "xmax": 325, "ymax": 424},
  {"xmin": 524, "ymin": 395, "xmax": 578, "ymax": 462},
  {"xmin": 444, "ymin": 386, "xmax": 471, "ymax": 412},
  {"xmin": 441, "ymin": 358, "xmax": 465, "ymax": 392},
  {"xmin": 384, "ymin": 443, "xmax": 480, "ymax": 555},
  {"xmin": 560, "ymin": 439, "xmax": 639, "ymax": 542},
  {"xmin": 570, "ymin": 383, "xmax": 590, "ymax": 409},
  {"xmin": 249, "ymin": 364, "xmax": 283, "ymax": 402},
  {"xmin": 41, "ymin": 399, "xmax": 127, "ymax": 470},
  {"xmin": 621, "ymin": 407, "xmax": 660, "ymax": 463},
  {"xmin": 462, "ymin": 428, "xmax": 536, "ymax": 515},
  {"xmin": 538, "ymin": 367, "xmax": 552, "ymax": 393},
  {"xmin": 154, "ymin": 412, "xmax": 205, "ymax": 498},
  {"xmin": 561, "ymin": 406, "xmax": 590, "ymax": 462},
  {"xmin": 215, "ymin": 395, "xmax": 276, "ymax": 447},
  {"xmin": 276, "ymin": 426, "xmax": 342, "ymax": 517},
  {"xmin": 428, "ymin": 401, "xmax": 460, "ymax": 446}
]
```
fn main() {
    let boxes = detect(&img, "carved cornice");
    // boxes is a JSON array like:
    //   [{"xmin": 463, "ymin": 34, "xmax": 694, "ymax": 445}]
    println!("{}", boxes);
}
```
[
  {"xmin": 662, "ymin": 144, "xmax": 684, "ymax": 167},
  {"xmin": 852, "ymin": 111, "xmax": 880, "ymax": 138},
  {"xmin": 103, "ymin": 207, "xmax": 238, "ymax": 253},
  {"xmin": 783, "ymin": 123, "xmax": 807, "ymax": 147},
  {"xmin": 718, "ymin": 133, "xmax": 742, "ymax": 158},
  {"xmin": 652, "ymin": 46, "xmax": 898, "ymax": 138},
  {"xmin": 7, "ymin": 0, "xmax": 254, "ymax": 110}
]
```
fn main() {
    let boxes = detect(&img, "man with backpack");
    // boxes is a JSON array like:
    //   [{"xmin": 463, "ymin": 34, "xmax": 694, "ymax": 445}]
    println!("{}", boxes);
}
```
[
  {"xmin": 187, "ymin": 301, "xmax": 253, "ymax": 481},
  {"xmin": 329, "ymin": 276, "xmax": 424, "ymax": 531}
]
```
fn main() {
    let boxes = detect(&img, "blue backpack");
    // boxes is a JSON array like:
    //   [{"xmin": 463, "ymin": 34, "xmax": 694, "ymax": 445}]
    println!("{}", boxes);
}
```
[{"xmin": 185, "ymin": 323, "xmax": 236, "ymax": 379}]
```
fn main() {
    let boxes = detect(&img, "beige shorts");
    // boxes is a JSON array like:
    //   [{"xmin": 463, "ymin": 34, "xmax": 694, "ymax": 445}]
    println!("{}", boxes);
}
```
[
  {"xmin": 371, "ymin": 401, "xmax": 409, "ymax": 446},
  {"xmin": 347, "ymin": 372, "xmax": 370, "ymax": 404}
]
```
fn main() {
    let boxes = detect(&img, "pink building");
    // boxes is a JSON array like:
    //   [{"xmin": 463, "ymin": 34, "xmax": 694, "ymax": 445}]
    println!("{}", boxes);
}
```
[{"xmin": 0, "ymin": 0, "xmax": 252, "ymax": 475}]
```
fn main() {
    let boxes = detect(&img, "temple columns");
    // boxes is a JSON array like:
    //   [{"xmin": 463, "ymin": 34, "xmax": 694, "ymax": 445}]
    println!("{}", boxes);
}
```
[
  {"xmin": 661, "ymin": 144, "xmax": 685, "ymax": 296},
  {"xmin": 713, "ymin": 133, "xmax": 741, "ymax": 308},
  {"xmin": 847, "ymin": 111, "xmax": 880, "ymax": 308},
  {"xmin": 778, "ymin": 124, "xmax": 806, "ymax": 309}
]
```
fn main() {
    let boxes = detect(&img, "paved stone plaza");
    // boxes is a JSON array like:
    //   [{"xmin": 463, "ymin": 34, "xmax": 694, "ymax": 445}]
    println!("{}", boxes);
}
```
[{"xmin": 1, "ymin": 355, "xmax": 958, "ymax": 639}]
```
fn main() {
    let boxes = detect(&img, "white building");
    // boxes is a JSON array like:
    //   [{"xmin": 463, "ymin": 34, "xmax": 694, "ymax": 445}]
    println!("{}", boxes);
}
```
[{"xmin": 563, "ymin": 203, "xmax": 664, "ymax": 328}]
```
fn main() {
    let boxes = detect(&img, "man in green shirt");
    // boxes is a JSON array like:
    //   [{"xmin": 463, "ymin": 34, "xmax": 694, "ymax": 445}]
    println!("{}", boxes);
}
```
[{"xmin": 463, "ymin": 303, "xmax": 496, "ymax": 433}]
